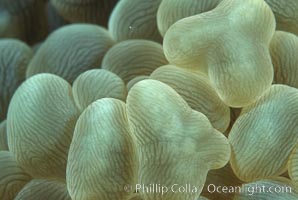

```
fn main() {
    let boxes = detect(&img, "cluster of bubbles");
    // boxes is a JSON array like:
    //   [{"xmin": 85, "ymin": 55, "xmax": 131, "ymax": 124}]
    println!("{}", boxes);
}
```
[{"xmin": 1, "ymin": 0, "xmax": 298, "ymax": 200}]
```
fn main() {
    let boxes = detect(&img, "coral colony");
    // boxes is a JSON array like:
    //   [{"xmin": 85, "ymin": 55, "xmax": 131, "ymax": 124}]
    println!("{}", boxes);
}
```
[{"xmin": 1, "ymin": 0, "xmax": 298, "ymax": 200}]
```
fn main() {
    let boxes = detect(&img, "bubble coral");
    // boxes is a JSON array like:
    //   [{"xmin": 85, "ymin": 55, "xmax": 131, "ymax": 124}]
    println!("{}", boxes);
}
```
[
  {"xmin": 14, "ymin": 179, "xmax": 71, "ymax": 200},
  {"xmin": 72, "ymin": 69, "xmax": 126, "ymax": 112},
  {"xmin": 265, "ymin": 0, "xmax": 298, "ymax": 35},
  {"xmin": 109, "ymin": 0, "xmax": 162, "ymax": 43},
  {"xmin": 51, "ymin": 0, "xmax": 118, "ymax": 27},
  {"xmin": 270, "ymin": 31, "xmax": 298, "ymax": 88},
  {"xmin": 7, "ymin": 73, "xmax": 80, "ymax": 180},
  {"xmin": 26, "ymin": 24, "xmax": 115, "ymax": 83},
  {"xmin": 150, "ymin": 65, "xmax": 230, "ymax": 132},
  {"xmin": 163, "ymin": 0, "xmax": 275, "ymax": 107},
  {"xmin": 67, "ymin": 98, "xmax": 136, "ymax": 200},
  {"xmin": 157, "ymin": 0, "xmax": 221, "ymax": 37},
  {"xmin": 126, "ymin": 79, "xmax": 230, "ymax": 200},
  {"xmin": 229, "ymin": 85, "xmax": 298, "ymax": 182},
  {"xmin": 0, "ymin": 39, "xmax": 33, "ymax": 121},
  {"xmin": 0, "ymin": 151, "xmax": 32, "ymax": 200},
  {"xmin": 102, "ymin": 39, "xmax": 168, "ymax": 83}
]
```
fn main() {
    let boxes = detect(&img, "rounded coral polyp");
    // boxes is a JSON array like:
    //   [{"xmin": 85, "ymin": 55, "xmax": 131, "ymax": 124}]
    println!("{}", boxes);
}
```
[
  {"xmin": 51, "ymin": 0, "xmax": 118, "ymax": 27},
  {"xmin": 229, "ymin": 85, "xmax": 298, "ymax": 182},
  {"xmin": 157, "ymin": 0, "xmax": 221, "ymax": 37},
  {"xmin": 265, "ymin": 0, "xmax": 298, "ymax": 35},
  {"xmin": 0, "ymin": 39, "xmax": 33, "ymax": 121},
  {"xmin": 0, "ymin": 151, "xmax": 32, "ymax": 200},
  {"xmin": 7, "ymin": 73, "xmax": 80, "ymax": 180},
  {"xmin": 150, "ymin": 65, "xmax": 230, "ymax": 132},
  {"xmin": 26, "ymin": 24, "xmax": 115, "ymax": 83},
  {"xmin": 67, "ymin": 98, "xmax": 137, "ymax": 200},
  {"xmin": 14, "ymin": 179, "xmax": 71, "ymax": 200},
  {"xmin": 127, "ymin": 79, "xmax": 230, "ymax": 200},
  {"xmin": 102, "ymin": 39, "xmax": 168, "ymax": 84},
  {"xmin": 3, "ymin": 0, "xmax": 298, "ymax": 199},
  {"xmin": 72, "ymin": 69, "xmax": 127, "ymax": 112},
  {"xmin": 270, "ymin": 31, "xmax": 298, "ymax": 88},
  {"xmin": 108, "ymin": 0, "xmax": 162, "ymax": 43},
  {"xmin": 163, "ymin": 0, "xmax": 275, "ymax": 107}
]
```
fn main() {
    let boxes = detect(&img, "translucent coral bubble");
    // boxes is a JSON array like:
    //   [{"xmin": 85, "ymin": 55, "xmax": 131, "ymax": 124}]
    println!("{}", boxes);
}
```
[
  {"xmin": 7, "ymin": 73, "xmax": 80, "ymax": 180},
  {"xmin": 14, "ymin": 179, "xmax": 71, "ymax": 200},
  {"xmin": 72, "ymin": 69, "xmax": 127, "ymax": 111},
  {"xmin": 0, "ymin": 39, "xmax": 33, "ymax": 121},
  {"xmin": 126, "ymin": 79, "xmax": 230, "ymax": 200},
  {"xmin": 265, "ymin": 0, "xmax": 298, "ymax": 35},
  {"xmin": 270, "ymin": 31, "xmax": 298, "ymax": 88},
  {"xmin": 27, "ymin": 24, "xmax": 115, "ymax": 83},
  {"xmin": 0, "ymin": 151, "xmax": 32, "ymax": 200},
  {"xmin": 51, "ymin": 0, "xmax": 118, "ymax": 27},
  {"xmin": 109, "ymin": 0, "xmax": 162, "ymax": 42},
  {"xmin": 150, "ymin": 65, "xmax": 230, "ymax": 132},
  {"xmin": 163, "ymin": 0, "xmax": 275, "ymax": 107},
  {"xmin": 102, "ymin": 39, "xmax": 168, "ymax": 84},
  {"xmin": 157, "ymin": 0, "xmax": 221, "ymax": 37},
  {"xmin": 229, "ymin": 85, "xmax": 298, "ymax": 182},
  {"xmin": 67, "ymin": 98, "xmax": 137, "ymax": 200}
]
